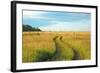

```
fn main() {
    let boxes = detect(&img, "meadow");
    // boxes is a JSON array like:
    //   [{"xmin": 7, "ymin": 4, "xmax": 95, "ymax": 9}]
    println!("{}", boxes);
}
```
[{"xmin": 22, "ymin": 32, "xmax": 91, "ymax": 63}]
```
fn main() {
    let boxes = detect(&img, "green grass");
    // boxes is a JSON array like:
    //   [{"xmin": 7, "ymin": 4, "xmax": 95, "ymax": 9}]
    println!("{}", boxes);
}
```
[
  {"xmin": 22, "ymin": 48, "xmax": 56, "ymax": 62},
  {"xmin": 22, "ymin": 32, "xmax": 91, "ymax": 63},
  {"xmin": 62, "ymin": 37, "xmax": 91, "ymax": 59},
  {"xmin": 54, "ymin": 37, "xmax": 74, "ymax": 60}
]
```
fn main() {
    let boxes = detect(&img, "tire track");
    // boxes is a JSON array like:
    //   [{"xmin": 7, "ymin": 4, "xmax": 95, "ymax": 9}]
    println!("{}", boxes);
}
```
[
  {"xmin": 60, "ymin": 37, "xmax": 80, "ymax": 60},
  {"xmin": 51, "ymin": 36, "xmax": 61, "ymax": 60},
  {"xmin": 51, "ymin": 36, "xmax": 80, "ymax": 60}
]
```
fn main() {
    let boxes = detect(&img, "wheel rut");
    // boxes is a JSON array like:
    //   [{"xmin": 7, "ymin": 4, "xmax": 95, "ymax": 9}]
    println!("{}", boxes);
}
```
[
  {"xmin": 51, "ymin": 36, "xmax": 80, "ymax": 60},
  {"xmin": 60, "ymin": 36, "xmax": 80, "ymax": 60}
]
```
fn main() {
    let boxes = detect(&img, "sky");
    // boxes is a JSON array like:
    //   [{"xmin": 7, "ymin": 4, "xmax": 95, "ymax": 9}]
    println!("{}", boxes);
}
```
[{"xmin": 23, "ymin": 10, "xmax": 91, "ymax": 31}]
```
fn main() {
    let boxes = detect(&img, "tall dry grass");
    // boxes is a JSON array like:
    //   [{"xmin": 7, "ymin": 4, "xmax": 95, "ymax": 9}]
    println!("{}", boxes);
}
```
[{"xmin": 22, "ymin": 32, "xmax": 91, "ymax": 63}]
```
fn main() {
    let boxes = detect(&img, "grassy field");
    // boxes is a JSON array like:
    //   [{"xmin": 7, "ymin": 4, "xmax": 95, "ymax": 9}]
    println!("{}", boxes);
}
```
[{"xmin": 22, "ymin": 32, "xmax": 91, "ymax": 63}]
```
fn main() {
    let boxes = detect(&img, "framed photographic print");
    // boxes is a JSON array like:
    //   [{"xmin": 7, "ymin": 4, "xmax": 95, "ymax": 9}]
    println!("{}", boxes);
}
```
[{"xmin": 11, "ymin": 1, "xmax": 98, "ymax": 72}]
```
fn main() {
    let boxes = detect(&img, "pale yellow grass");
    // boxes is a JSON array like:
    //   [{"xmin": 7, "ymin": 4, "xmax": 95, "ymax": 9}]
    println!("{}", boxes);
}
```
[{"xmin": 22, "ymin": 31, "xmax": 91, "ymax": 62}]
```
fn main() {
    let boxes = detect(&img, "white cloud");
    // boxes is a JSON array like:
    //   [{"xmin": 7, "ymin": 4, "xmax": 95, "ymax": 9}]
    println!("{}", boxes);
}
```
[
  {"xmin": 39, "ymin": 21, "xmax": 90, "ymax": 31},
  {"xmin": 23, "ymin": 11, "xmax": 46, "ymax": 19},
  {"xmin": 23, "ymin": 11, "xmax": 90, "ymax": 31}
]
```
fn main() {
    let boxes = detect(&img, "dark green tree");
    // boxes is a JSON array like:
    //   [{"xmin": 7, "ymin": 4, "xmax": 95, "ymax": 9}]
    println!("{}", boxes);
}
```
[{"xmin": 23, "ymin": 25, "xmax": 41, "ymax": 31}]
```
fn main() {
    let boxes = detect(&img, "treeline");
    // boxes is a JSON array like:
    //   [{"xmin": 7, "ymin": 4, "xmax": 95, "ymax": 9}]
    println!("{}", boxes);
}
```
[{"xmin": 23, "ymin": 25, "xmax": 41, "ymax": 32}]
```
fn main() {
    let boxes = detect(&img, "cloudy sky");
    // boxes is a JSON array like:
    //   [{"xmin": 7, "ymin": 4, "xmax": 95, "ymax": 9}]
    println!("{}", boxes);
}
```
[{"xmin": 23, "ymin": 10, "xmax": 91, "ymax": 31}]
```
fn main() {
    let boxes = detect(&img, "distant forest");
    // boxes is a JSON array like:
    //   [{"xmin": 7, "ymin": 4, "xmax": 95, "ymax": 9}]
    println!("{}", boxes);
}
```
[{"xmin": 23, "ymin": 25, "xmax": 41, "ymax": 32}]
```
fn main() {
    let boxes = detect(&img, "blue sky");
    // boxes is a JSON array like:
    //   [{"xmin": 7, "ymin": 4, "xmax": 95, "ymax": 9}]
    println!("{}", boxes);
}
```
[{"xmin": 23, "ymin": 10, "xmax": 91, "ymax": 31}]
